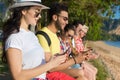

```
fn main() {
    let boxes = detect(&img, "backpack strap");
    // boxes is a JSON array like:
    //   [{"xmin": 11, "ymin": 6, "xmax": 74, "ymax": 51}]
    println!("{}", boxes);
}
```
[{"xmin": 36, "ymin": 31, "xmax": 51, "ymax": 46}]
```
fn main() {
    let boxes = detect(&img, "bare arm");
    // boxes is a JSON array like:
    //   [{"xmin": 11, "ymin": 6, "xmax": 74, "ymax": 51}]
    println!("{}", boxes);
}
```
[
  {"xmin": 48, "ymin": 53, "xmax": 86, "ymax": 72},
  {"xmin": 45, "ymin": 52, "xmax": 52, "ymax": 62},
  {"xmin": 49, "ymin": 57, "xmax": 75, "ymax": 72},
  {"xmin": 7, "ymin": 48, "xmax": 66, "ymax": 80}
]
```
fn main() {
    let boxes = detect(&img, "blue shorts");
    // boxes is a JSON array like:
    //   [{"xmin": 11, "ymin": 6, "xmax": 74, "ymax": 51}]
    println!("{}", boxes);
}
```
[{"xmin": 71, "ymin": 64, "xmax": 81, "ymax": 69}]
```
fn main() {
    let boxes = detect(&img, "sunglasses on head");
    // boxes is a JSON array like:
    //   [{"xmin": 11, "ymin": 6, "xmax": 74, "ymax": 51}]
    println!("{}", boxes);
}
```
[
  {"xmin": 81, "ymin": 30, "xmax": 87, "ymax": 35},
  {"xmin": 58, "ymin": 15, "xmax": 68, "ymax": 21}
]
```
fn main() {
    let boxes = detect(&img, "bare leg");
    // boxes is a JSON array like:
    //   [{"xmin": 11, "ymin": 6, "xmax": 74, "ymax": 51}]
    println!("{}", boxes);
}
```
[{"xmin": 82, "ymin": 61, "xmax": 97, "ymax": 80}]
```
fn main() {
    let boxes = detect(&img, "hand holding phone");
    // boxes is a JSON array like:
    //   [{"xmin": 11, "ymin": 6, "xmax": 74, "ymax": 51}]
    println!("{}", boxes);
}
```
[
  {"xmin": 81, "ymin": 48, "xmax": 93, "ymax": 53},
  {"xmin": 54, "ymin": 48, "xmax": 70, "ymax": 56}
]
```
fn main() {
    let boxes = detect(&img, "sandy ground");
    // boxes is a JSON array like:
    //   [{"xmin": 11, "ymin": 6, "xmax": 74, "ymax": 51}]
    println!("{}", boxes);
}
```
[{"xmin": 87, "ymin": 41, "xmax": 120, "ymax": 80}]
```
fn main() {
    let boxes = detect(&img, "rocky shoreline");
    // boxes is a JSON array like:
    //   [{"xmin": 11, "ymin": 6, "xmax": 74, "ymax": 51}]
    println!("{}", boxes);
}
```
[{"xmin": 87, "ymin": 41, "xmax": 120, "ymax": 80}]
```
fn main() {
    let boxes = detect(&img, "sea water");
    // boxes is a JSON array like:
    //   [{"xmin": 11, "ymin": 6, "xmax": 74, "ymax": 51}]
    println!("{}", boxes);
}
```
[{"xmin": 104, "ymin": 41, "xmax": 120, "ymax": 48}]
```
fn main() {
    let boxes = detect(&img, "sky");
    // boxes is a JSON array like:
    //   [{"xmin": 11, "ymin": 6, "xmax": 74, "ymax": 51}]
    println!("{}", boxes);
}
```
[
  {"xmin": 113, "ymin": 6, "xmax": 120, "ymax": 19},
  {"xmin": 114, "ymin": 12, "xmax": 120, "ymax": 19}
]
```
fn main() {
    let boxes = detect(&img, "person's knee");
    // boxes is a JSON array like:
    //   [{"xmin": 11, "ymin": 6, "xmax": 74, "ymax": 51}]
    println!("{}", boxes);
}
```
[
  {"xmin": 93, "ymin": 67, "xmax": 98, "ymax": 75},
  {"xmin": 76, "ymin": 75, "xmax": 88, "ymax": 80},
  {"xmin": 77, "ymin": 69, "xmax": 85, "ymax": 76},
  {"xmin": 95, "ymin": 68, "xmax": 98, "ymax": 74}
]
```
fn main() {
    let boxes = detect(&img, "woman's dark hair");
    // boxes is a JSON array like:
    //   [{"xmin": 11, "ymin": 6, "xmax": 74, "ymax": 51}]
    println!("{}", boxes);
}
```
[
  {"xmin": 64, "ymin": 23, "xmax": 75, "ymax": 33},
  {"xmin": 2, "ymin": 6, "xmax": 31, "ymax": 63},
  {"xmin": 48, "ymin": 2, "xmax": 68, "ymax": 22},
  {"xmin": 73, "ymin": 20, "xmax": 85, "ymax": 28}
]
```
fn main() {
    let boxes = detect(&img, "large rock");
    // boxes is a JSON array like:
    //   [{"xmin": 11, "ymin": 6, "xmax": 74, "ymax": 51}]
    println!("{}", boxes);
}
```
[{"xmin": 109, "ymin": 25, "xmax": 120, "ymax": 35}]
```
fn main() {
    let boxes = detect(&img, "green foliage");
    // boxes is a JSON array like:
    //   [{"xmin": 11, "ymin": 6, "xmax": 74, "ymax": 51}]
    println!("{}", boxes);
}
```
[
  {"xmin": 0, "ymin": 0, "xmax": 14, "ymax": 7},
  {"xmin": 67, "ymin": 0, "xmax": 120, "ymax": 40},
  {"xmin": 1, "ymin": 0, "xmax": 119, "ymax": 40},
  {"xmin": 0, "ymin": 42, "xmax": 9, "ymax": 73},
  {"xmin": 0, "ymin": 14, "xmax": 4, "ymax": 30},
  {"xmin": 0, "ymin": 61, "xmax": 9, "ymax": 74},
  {"xmin": 42, "ymin": 0, "xmax": 120, "ymax": 40},
  {"xmin": 89, "ymin": 59, "xmax": 108, "ymax": 80}
]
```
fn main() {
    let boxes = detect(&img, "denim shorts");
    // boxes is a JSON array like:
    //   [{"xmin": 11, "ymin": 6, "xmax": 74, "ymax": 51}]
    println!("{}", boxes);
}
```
[{"xmin": 71, "ymin": 64, "xmax": 81, "ymax": 69}]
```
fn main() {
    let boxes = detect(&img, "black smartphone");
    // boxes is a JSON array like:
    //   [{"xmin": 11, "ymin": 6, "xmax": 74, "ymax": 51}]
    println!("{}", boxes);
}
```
[
  {"xmin": 81, "ymin": 48, "xmax": 93, "ymax": 54},
  {"xmin": 55, "ymin": 48, "xmax": 70, "ymax": 56}
]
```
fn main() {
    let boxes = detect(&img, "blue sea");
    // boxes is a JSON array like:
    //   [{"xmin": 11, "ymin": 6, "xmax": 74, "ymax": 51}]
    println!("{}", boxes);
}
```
[{"xmin": 104, "ymin": 41, "xmax": 120, "ymax": 48}]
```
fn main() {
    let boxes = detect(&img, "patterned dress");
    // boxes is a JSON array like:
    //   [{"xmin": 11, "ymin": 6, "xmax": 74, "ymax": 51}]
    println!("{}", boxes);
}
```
[{"xmin": 74, "ymin": 36, "xmax": 84, "ymax": 52}]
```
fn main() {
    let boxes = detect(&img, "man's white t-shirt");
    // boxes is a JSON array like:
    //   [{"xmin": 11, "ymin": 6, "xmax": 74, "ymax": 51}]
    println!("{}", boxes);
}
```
[{"xmin": 5, "ymin": 28, "xmax": 46, "ymax": 79}]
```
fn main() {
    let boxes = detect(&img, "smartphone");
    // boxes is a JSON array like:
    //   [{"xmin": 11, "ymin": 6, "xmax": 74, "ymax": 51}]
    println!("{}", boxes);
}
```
[
  {"xmin": 55, "ymin": 48, "xmax": 70, "ymax": 56},
  {"xmin": 81, "ymin": 48, "xmax": 93, "ymax": 54}
]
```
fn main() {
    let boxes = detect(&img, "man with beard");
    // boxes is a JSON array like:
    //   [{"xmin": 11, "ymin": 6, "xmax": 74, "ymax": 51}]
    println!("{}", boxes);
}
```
[{"xmin": 37, "ymin": 2, "xmax": 88, "ymax": 80}]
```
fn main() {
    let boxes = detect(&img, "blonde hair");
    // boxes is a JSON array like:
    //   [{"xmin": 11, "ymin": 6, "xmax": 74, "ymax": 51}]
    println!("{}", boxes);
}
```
[{"xmin": 82, "ymin": 25, "xmax": 89, "ymax": 30}]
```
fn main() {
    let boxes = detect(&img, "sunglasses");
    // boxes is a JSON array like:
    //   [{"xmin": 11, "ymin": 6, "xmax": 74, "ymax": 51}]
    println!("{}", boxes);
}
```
[
  {"xmin": 58, "ymin": 15, "xmax": 68, "ymax": 21},
  {"xmin": 31, "ymin": 7, "xmax": 41, "ymax": 18},
  {"xmin": 68, "ymin": 34, "xmax": 73, "ymax": 39},
  {"xmin": 34, "ymin": 11, "xmax": 41, "ymax": 18}
]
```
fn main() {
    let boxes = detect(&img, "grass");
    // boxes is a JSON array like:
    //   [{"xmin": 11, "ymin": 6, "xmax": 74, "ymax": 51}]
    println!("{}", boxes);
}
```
[{"xmin": 89, "ymin": 58, "xmax": 109, "ymax": 80}]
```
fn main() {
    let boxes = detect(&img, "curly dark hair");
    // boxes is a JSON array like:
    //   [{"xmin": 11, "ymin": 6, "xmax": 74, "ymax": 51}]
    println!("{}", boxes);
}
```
[
  {"xmin": 64, "ymin": 23, "xmax": 75, "ymax": 33},
  {"xmin": 73, "ymin": 20, "xmax": 85, "ymax": 28},
  {"xmin": 48, "ymin": 2, "xmax": 68, "ymax": 22}
]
